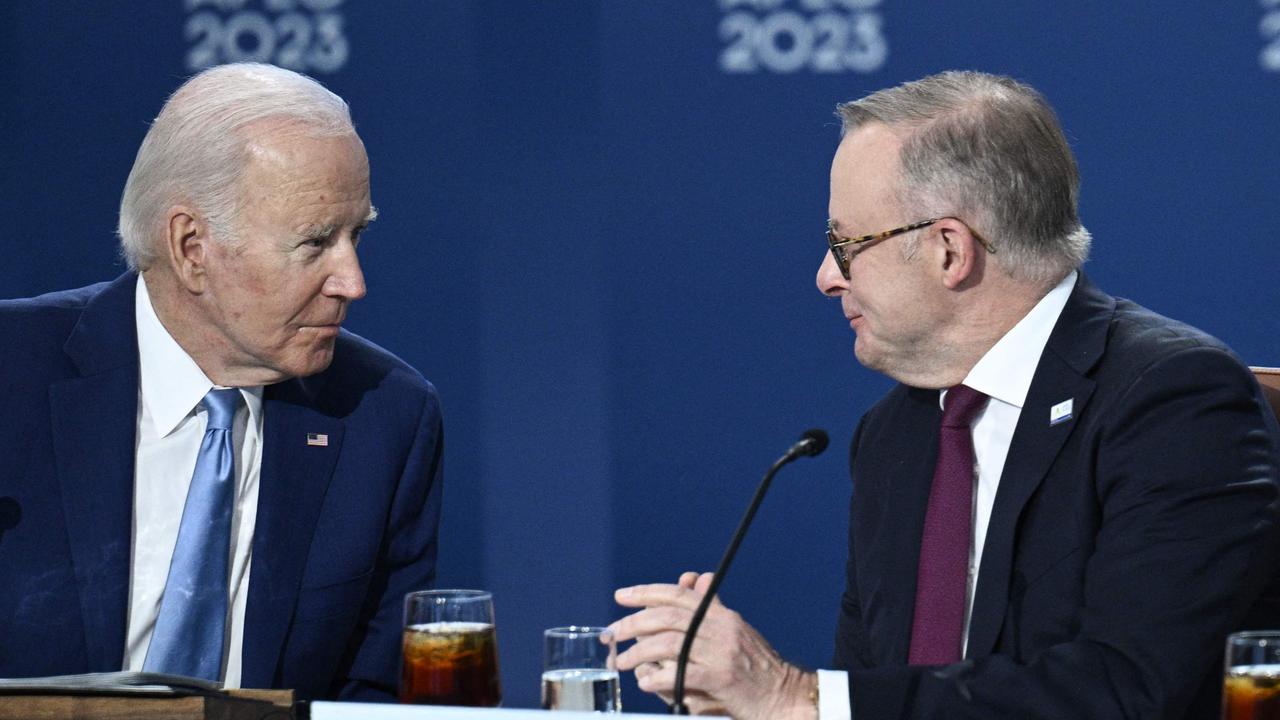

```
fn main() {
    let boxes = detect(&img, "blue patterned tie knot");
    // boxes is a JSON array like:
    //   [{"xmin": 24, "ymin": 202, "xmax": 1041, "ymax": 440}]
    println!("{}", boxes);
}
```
[{"xmin": 143, "ymin": 388, "xmax": 242, "ymax": 681}]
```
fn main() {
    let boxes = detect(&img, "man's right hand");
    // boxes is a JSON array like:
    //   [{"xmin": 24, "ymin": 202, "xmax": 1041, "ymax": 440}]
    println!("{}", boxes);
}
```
[{"xmin": 610, "ymin": 571, "xmax": 817, "ymax": 720}]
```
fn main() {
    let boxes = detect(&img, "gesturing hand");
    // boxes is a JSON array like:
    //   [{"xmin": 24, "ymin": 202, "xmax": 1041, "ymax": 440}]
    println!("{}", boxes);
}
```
[{"xmin": 609, "ymin": 572, "xmax": 816, "ymax": 720}]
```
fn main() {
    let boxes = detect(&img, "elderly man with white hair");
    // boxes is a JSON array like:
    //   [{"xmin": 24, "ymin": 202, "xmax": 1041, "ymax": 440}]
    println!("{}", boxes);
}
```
[{"xmin": 0, "ymin": 63, "xmax": 443, "ymax": 701}]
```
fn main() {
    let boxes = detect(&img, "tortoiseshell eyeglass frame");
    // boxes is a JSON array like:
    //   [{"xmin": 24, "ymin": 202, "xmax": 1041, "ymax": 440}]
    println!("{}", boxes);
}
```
[{"xmin": 825, "ymin": 217, "xmax": 996, "ymax": 280}]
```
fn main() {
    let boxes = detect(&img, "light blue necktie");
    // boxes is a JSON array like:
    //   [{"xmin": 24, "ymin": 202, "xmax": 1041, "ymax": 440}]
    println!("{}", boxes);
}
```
[{"xmin": 144, "ymin": 388, "xmax": 241, "ymax": 680}]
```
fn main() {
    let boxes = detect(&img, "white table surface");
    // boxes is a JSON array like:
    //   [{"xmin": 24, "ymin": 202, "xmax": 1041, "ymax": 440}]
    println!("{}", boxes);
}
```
[{"xmin": 310, "ymin": 701, "xmax": 727, "ymax": 719}]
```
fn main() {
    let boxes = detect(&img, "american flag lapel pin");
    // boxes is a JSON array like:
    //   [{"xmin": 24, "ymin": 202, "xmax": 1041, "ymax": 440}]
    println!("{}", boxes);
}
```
[{"xmin": 306, "ymin": 433, "xmax": 329, "ymax": 447}]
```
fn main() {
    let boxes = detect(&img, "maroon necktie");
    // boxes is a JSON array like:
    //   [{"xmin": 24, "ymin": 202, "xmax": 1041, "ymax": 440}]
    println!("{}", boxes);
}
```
[{"xmin": 908, "ymin": 384, "xmax": 989, "ymax": 665}]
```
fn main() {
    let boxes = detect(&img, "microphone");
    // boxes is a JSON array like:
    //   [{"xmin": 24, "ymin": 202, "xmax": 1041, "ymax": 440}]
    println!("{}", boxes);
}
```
[
  {"xmin": 788, "ymin": 428, "xmax": 829, "ymax": 458},
  {"xmin": 670, "ymin": 429, "xmax": 829, "ymax": 714}
]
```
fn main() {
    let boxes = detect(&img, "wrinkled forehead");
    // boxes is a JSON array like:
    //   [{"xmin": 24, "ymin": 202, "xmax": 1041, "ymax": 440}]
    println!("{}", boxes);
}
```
[{"xmin": 232, "ymin": 130, "xmax": 373, "ymax": 233}]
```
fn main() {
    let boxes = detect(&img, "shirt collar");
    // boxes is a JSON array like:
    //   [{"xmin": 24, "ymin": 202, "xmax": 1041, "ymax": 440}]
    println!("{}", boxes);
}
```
[
  {"xmin": 956, "ymin": 270, "xmax": 1077, "ymax": 410},
  {"xmin": 135, "ymin": 275, "xmax": 263, "ymax": 437}
]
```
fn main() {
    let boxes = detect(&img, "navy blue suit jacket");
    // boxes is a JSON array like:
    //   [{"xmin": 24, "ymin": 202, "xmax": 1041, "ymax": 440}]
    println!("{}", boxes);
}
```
[
  {"xmin": 835, "ymin": 274, "xmax": 1280, "ymax": 719},
  {"xmin": 0, "ymin": 273, "xmax": 444, "ymax": 701}
]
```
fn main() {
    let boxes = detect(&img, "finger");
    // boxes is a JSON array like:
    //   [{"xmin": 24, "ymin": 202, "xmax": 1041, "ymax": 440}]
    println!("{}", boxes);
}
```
[
  {"xmin": 635, "ymin": 661, "xmax": 677, "ymax": 694},
  {"xmin": 644, "ymin": 674, "xmax": 679, "ymax": 705},
  {"xmin": 631, "ymin": 661, "xmax": 723, "ymax": 711},
  {"xmin": 677, "ymin": 571, "xmax": 699, "ymax": 589},
  {"xmin": 613, "ymin": 598, "xmax": 747, "ymax": 652},
  {"xmin": 634, "ymin": 659, "xmax": 719, "ymax": 696},
  {"xmin": 694, "ymin": 572, "xmax": 716, "ymax": 594},
  {"xmin": 617, "ymin": 617, "xmax": 740, "ymax": 672},
  {"xmin": 682, "ymin": 691, "xmax": 729, "ymax": 718},
  {"xmin": 616, "ymin": 631, "xmax": 691, "ymax": 671},
  {"xmin": 614, "ymin": 583, "xmax": 704, "ymax": 610},
  {"xmin": 632, "ymin": 661, "xmax": 679, "ymax": 704},
  {"xmin": 689, "ymin": 699, "xmax": 732, "ymax": 717},
  {"xmin": 610, "ymin": 605, "xmax": 695, "ymax": 643},
  {"xmin": 610, "ymin": 604, "xmax": 684, "ymax": 641}
]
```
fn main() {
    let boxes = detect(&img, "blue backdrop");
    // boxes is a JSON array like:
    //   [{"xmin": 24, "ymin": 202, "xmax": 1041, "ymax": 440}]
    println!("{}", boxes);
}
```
[{"xmin": 3, "ymin": 1, "xmax": 1278, "ymax": 711}]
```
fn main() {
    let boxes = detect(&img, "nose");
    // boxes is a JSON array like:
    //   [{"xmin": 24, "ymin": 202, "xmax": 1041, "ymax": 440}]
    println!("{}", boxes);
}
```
[
  {"xmin": 323, "ymin": 240, "xmax": 367, "ymax": 301},
  {"xmin": 816, "ymin": 250, "xmax": 848, "ymax": 298}
]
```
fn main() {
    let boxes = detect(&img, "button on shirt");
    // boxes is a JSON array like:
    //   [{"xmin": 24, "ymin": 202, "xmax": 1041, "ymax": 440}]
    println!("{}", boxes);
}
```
[
  {"xmin": 122, "ymin": 275, "xmax": 264, "ymax": 686},
  {"xmin": 817, "ymin": 271, "xmax": 1077, "ymax": 720}
]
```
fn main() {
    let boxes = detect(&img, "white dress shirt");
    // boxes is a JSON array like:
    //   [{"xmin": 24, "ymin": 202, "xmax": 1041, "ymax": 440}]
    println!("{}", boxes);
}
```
[
  {"xmin": 122, "ymin": 275, "xmax": 264, "ymax": 687},
  {"xmin": 818, "ymin": 271, "xmax": 1077, "ymax": 720}
]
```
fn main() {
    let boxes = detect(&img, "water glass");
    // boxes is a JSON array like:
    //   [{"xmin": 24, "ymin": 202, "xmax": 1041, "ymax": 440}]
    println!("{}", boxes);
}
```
[{"xmin": 541, "ymin": 626, "xmax": 621, "ymax": 712}]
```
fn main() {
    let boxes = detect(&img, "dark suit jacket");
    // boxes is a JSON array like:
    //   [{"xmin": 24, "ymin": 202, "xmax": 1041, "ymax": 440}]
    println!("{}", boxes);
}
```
[
  {"xmin": 0, "ymin": 273, "xmax": 445, "ymax": 701},
  {"xmin": 835, "ymin": 273, "xmax": 1280, "ymax": 719}
]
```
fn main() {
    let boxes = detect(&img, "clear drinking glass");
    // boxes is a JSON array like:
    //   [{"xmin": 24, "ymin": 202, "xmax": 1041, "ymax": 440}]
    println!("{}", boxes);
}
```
[
  {"xmin": 400, "ymin": 589, "xmax": 502, "ymax": 706},
  {"xmin": 541, "ymin": 626, "xmax": 621, "ymax": 712},
  {"xmin": 1223, "ymin": 631, "xmax": 1280, "ymax": 719}
]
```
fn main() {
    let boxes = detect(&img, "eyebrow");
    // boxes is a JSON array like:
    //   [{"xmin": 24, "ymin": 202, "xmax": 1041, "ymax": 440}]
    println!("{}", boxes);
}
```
[
  {"xmin": 297, "ymin": 207, "xmax": 379, "ymax": 240},
  {"xmin": 824, "ymin": 215, "xmax": 865, "ymax": 229},
  {"xmin": 298, "ymin": 223, "xmax": 336, "ymax": 240}
]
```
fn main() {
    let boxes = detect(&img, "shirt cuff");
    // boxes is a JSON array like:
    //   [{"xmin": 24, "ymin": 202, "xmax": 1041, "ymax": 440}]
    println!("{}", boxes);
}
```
[{"xmin": 816, "ymin": 669, "xmax": 851, "ymax": 720}]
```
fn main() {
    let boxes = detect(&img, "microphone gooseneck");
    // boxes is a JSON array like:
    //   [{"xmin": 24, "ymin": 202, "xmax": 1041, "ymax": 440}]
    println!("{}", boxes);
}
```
[{"xmin": 669, "ymin": 429, "xmax": 829, "ymax": 714}]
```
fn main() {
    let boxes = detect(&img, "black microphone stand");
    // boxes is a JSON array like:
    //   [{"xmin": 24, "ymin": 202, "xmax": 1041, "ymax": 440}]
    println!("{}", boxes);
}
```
[{"xmin": 669, "ymin": 431, "xmax": 826, "ymax": 714}]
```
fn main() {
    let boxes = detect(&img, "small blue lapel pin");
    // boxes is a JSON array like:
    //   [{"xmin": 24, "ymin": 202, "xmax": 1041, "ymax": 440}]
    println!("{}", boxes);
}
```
[{"xmin": 1049, "ymin": 399, "xmax": 1073, "ymax": 426}]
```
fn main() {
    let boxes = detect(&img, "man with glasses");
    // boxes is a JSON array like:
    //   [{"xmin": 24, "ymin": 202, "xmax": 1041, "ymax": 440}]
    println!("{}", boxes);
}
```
[{"xmin": 611, "ymin": 71, "xmax": 1280, "ymax": 719}]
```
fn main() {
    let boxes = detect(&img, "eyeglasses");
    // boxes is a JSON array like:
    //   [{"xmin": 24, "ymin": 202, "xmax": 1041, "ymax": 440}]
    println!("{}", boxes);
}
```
[{"xmin": 825, "ymin": 217, "xmax": 996, "ymax": 280}]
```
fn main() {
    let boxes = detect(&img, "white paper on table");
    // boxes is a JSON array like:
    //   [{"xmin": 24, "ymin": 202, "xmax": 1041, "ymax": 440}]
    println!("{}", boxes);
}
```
[{"xmin": 310, "ymin": 702, "xmax": 728, "ymax": 719}]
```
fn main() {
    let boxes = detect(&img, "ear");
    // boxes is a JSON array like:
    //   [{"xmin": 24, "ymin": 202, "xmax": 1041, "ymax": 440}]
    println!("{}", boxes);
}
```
[
  {"xmin": 933, "ymin": 218, "xmax": 983, "ymax": 290},
  {"xmin": 164, "ymin": 206, "xmax": 211, "ymax": 294}
]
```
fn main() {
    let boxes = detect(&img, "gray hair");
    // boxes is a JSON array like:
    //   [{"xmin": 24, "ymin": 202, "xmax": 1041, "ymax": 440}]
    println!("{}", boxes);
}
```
[
  {"xmin": 837, "ymin": 71, "xmax": 1090, "ymax": 285},
  {"xmin": 117, "ymin": 63, "xmax": 356, "ymax": 271}
]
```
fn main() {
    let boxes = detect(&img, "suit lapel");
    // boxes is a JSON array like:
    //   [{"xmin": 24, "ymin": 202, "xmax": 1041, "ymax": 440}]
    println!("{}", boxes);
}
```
[
  {"xmin": 965, "ymin": 274, "xmax": 1112, "ymax": 658},
  {"xmin": 862, "ymin": 387, "xmax": 941, "ymax": 665},
  {"xmin": 241, "ymin": 377, "xmax": 344, "ymax": 687},
  {"xmin": 49, "ymin": 274, "xmax": 140, "ymax": 671}
]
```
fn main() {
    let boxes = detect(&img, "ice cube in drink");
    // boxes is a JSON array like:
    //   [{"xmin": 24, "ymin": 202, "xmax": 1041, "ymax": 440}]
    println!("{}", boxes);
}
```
[
  {"xmin": 400, "ymin": 621, "xmax": 501, "ymax": 706},
  {"xmin": 1223, "ymin": 664, "xmax": 1280, "ymax": 720}
]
